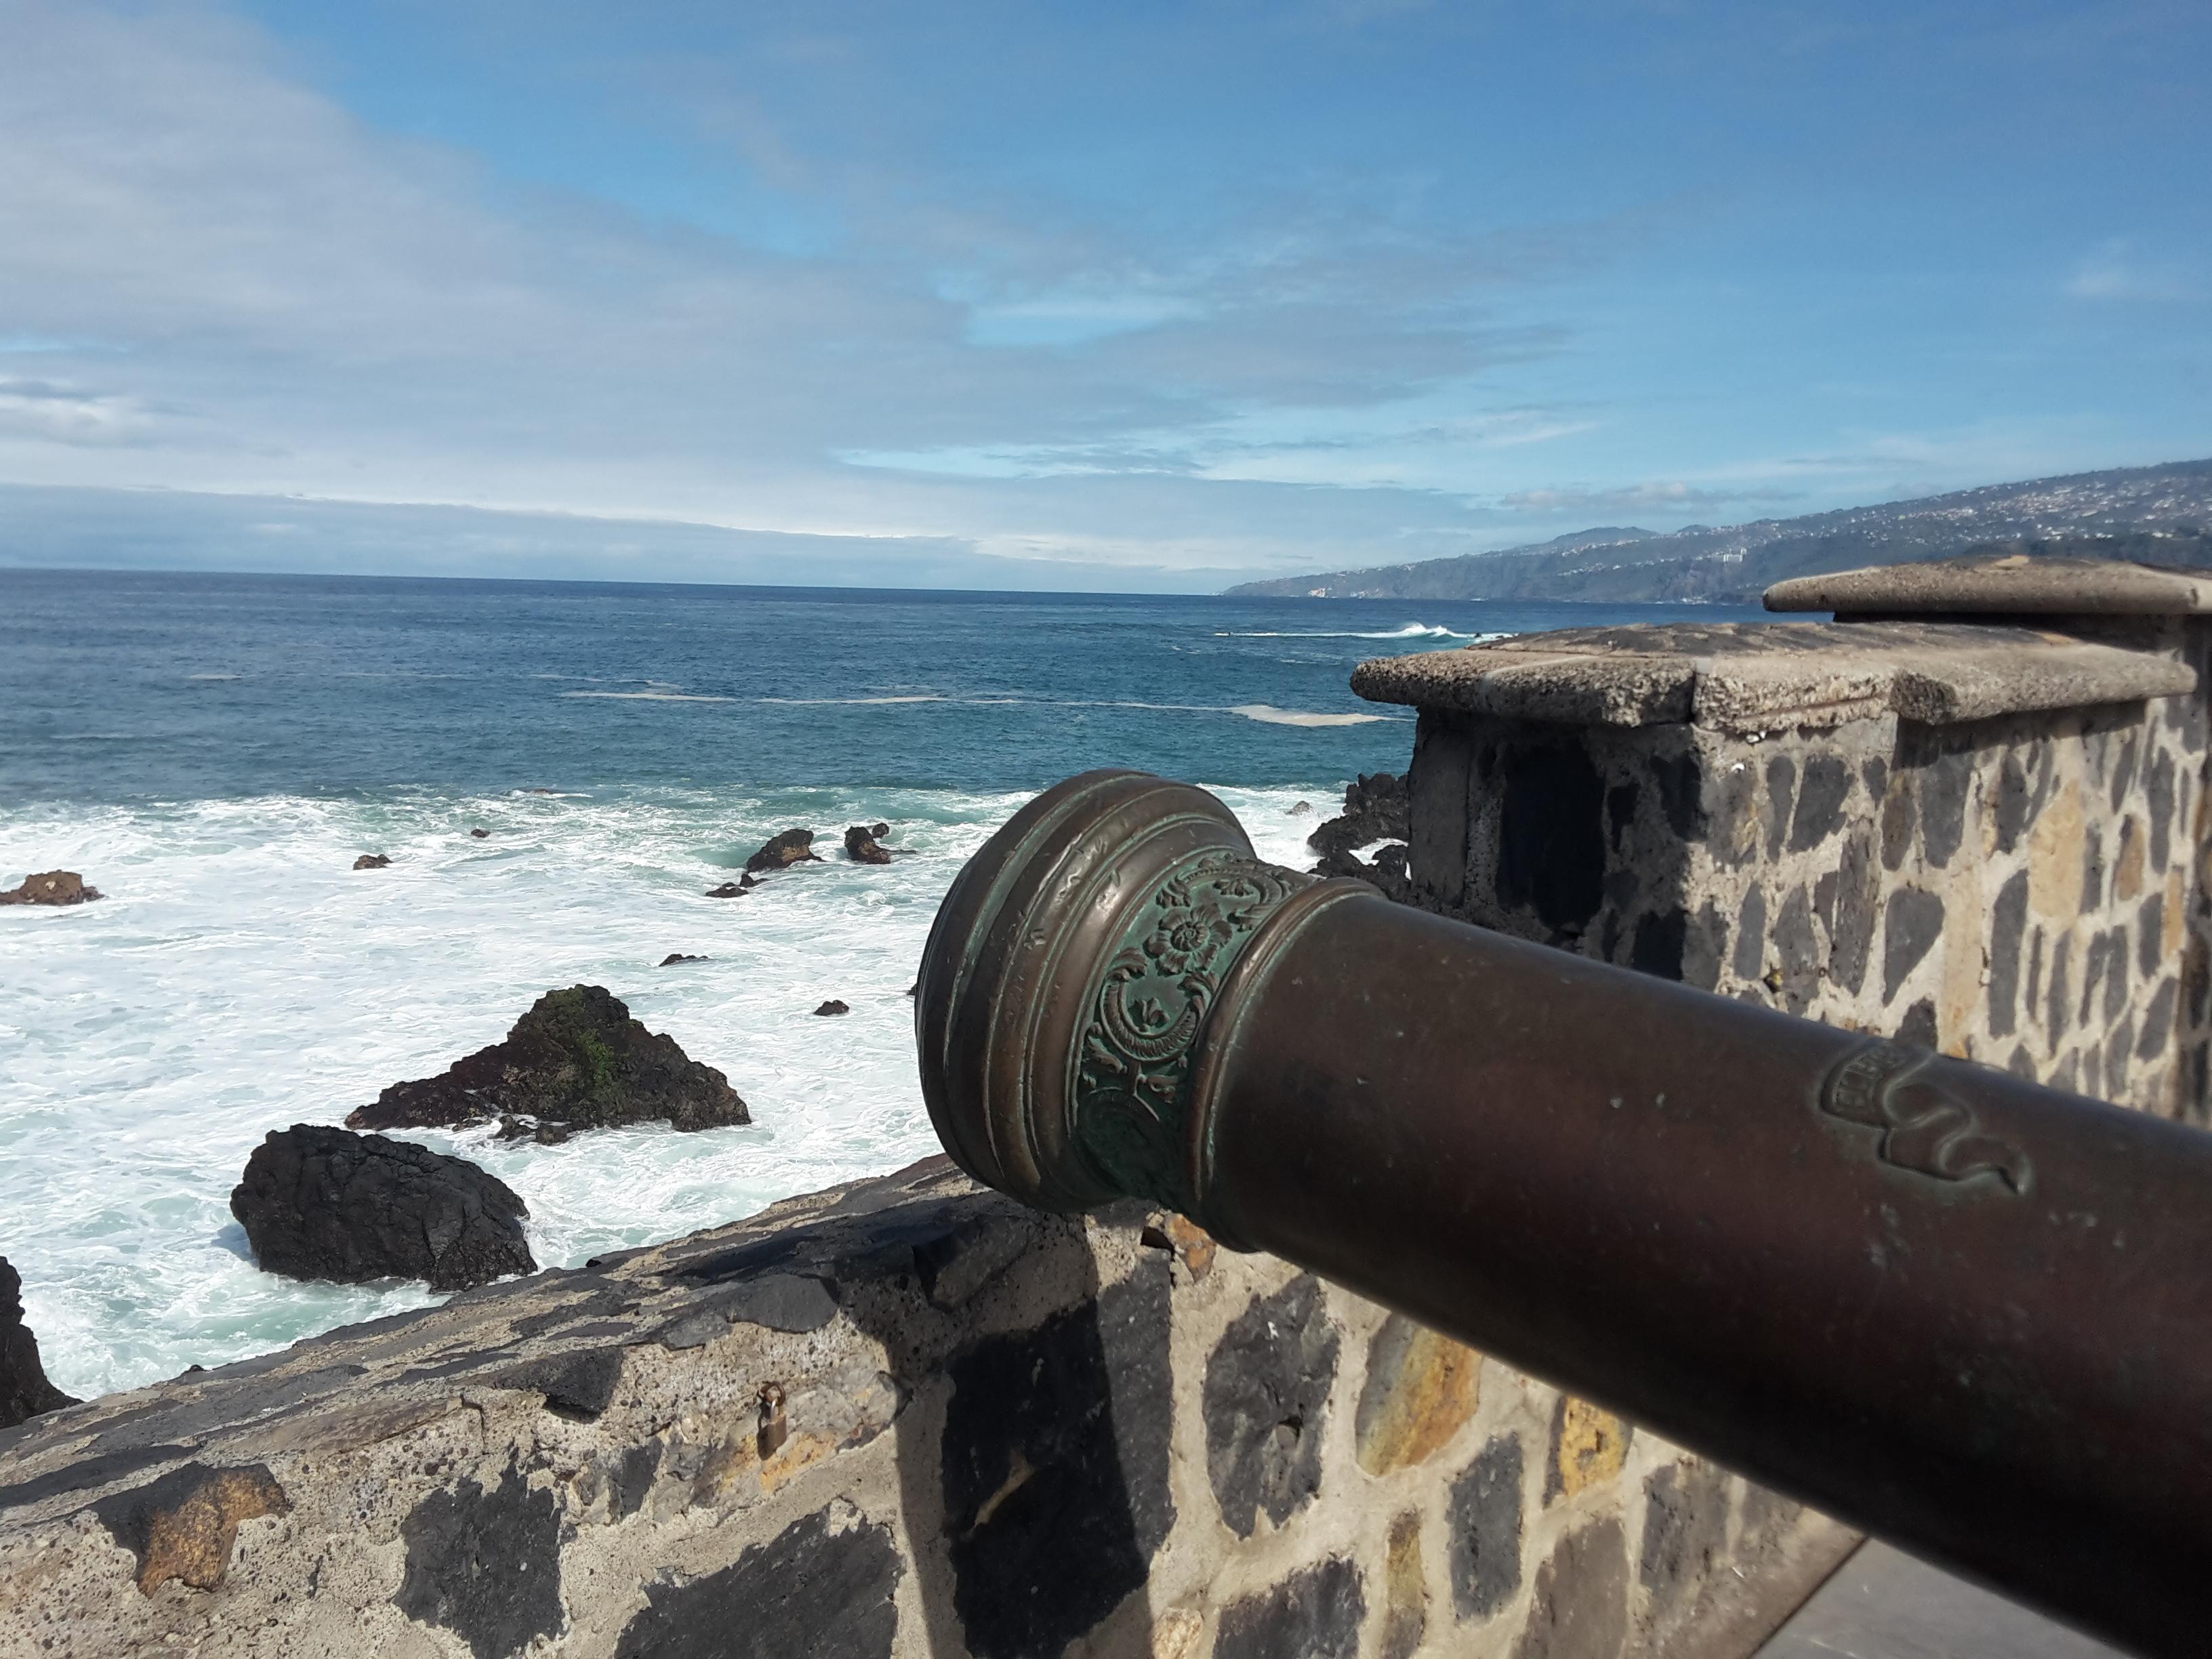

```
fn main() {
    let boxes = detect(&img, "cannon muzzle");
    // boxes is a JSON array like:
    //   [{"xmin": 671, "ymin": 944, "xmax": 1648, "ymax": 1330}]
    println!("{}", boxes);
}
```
[{"xmin": 916, "ymin": 770, "xmax": 2212, "ymax": 1658}]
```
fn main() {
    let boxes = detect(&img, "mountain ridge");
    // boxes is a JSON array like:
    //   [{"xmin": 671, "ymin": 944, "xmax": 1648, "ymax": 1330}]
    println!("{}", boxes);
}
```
[{"xmin": 1222, "ymin": 458, "xmax": 2212, "ymax": 603}]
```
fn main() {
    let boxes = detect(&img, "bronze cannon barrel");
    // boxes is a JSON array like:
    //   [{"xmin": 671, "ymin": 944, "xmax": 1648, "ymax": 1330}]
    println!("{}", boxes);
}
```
[{"xmin": 915, "ymin": 770, "xmax": 2212, "ymax": 1658}]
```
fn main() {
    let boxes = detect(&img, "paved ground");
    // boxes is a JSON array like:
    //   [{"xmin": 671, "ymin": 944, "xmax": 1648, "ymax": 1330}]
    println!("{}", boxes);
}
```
[{"xmin": 1755, "ymin": 1542, "xmax": 2125, "ymax": 1659}]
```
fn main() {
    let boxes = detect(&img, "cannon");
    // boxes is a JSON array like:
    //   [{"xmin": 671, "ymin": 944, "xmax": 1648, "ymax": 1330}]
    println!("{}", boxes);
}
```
[{"xmin": 915, "ymin": 770, "xmax": 2212, "ymax": 1658}]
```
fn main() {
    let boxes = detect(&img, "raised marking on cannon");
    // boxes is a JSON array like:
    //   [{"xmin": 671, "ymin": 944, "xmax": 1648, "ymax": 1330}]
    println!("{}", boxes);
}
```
[{"xmin": 1820, "ymin": 1040, "xmax": 2032, "ymax": 1195}]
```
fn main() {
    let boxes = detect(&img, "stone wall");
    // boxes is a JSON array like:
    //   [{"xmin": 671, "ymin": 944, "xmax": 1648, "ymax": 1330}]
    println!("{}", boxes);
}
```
[
  {"xmin": 0, "ymin": 1160, "xmax": 1852, "ymax": 1658},
  {"xmin": 1355, "ymin": 567, "xmax": 2212, "ymax": 1122}
]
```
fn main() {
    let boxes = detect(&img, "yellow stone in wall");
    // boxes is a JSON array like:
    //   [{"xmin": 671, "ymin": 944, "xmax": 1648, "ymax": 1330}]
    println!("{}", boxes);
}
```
[
  {"xmin": 1151, "ymin": 1607, "xmax": 1204, "ymax": 1659},
  {"xmin": 2029, "ymin": 780, "xmax": 2085, "ymax": 924},
  {"xmin": 1355, "ymin": 1320, "xmax": 1484, "ymax": 1475},
  {"xmin": 1382, "ymin": 1510, "xmax": 1428, "ymax": 1658},
  {"xmin": 132, "ymin": 1467, "xmax": 291, "ymax": 1595},
  {"xmin": 1167, "ymin": 1212, "xmax": 1216, "ymax": 1281},
  {"xmin": 1552, "ymin": 1396, "xmax": 1630, "ymax": 1501},
  {"xmin": 2116, "ymin": 818, "xmax": 2146, "ymax": 901},
  {"xmin": 1939, "ymin": 875, "xmax": 1986, "ymax": 1057}
]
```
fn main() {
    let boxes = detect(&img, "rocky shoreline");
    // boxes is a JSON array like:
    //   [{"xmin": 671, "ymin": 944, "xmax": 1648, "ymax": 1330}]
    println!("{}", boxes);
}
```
[
  {"xmin": 1305, "ymin": 771, "xmax": 1412, "ymax": 901},
  {"xmin": 0, "ymin": 813, "xmax": 938, "ymax": 1425}
]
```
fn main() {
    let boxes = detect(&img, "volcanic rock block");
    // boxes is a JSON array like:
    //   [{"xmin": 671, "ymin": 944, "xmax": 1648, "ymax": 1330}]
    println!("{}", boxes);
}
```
[
  {"xmin": 0, "ymin": 1256, "xmax": 76, "ymax": 1428},
  {"xmin": 1307, "ymin": 773, "xmax": 1409, "ymax": 859},
  {"xmin": 745, "ymin": 829, "xmax": 823, "ymax": 874},
  {"xmin": 230, "ymin": 1125, "xmax": 535, "ymax": 1292},
  {"xmin": 346, "ymin": 985, "xmax": 750, "ymax": 1134},
  {"xmin": 353, "ymin": 854, "xmax": 391, "ymax": 870},
  {"xmin": 0, "ymin": 870, "xmax": 101, "ymax": 905},
  {"xmin": 844, "ymin": 825, "xmax": 895, "ymax": 864},
  {"xmin": 705, "ymin": 882, "xmax": 747, "ymax": 898},
  {"xmin": 1306, "ymin": 773, "xmax": 1413, "ymax": 900},
  {"xmin": 814, "ymin": 1000, "xmax": 851, "ymax": 1017},
  {"xmin": 497, "ymin": 1115, "xmax": 574, "ymax": 1145}
]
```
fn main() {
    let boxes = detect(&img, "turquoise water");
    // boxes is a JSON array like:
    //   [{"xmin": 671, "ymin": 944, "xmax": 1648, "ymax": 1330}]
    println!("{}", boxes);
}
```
[{"xmin": 0, "ymin": 569, "xmax": 1749, "ymax": 1395}]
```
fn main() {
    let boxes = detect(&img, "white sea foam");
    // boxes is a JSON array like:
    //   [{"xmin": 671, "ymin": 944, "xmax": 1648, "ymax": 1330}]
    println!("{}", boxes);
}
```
[
  {"xmin": 0, "ymin": 783, "xmax": 1325, "ymax": 1397},
  {"xmin": 756, "ymin": 695, "xmax": 948, "ymax": 705},
  {"xmin": 186, "ymin": 673, "xmax": 240, "ymax": 682},
  {"xmin": 733, "ymin": 694, "xmax": 1412, "ymax": 725},
  {"xmin": 560, "ymin": 691, "xmax": 737, "ymax": 703},
  {"xmin": 1217, "ymin": 623, "xmax": 1495, "ymax": 640},
  {"xmin": 1230, "ymin": 705, "xmax": 1389, "ymax": 727}
]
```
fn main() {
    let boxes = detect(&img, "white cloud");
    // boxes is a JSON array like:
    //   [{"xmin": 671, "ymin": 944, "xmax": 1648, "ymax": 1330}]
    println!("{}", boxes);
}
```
[
  {"xmin": 2065, "ymin": 239, "xmax": 2204, "ymax": 304},
  {"xmin": 0, "ymin": 0, "xmax": 1631, "ymax": 579},
  {"xmin": 0, "ymin": 378, "xmax": 164, "ymax": 445},
  {"xmin": 4, "ymin": 2, "xmax": 2190, "ymax": 587}
]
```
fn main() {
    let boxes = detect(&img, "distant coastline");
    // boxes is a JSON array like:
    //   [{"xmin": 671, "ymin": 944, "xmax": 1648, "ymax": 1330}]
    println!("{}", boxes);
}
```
[{"xmin": 1225, "ymin": 457, "xmax": 2212, "ymax": 605}]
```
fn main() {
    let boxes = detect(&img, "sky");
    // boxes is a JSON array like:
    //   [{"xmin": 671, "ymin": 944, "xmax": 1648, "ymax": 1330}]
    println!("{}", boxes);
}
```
[{"xmin": 1, "ymin": 0, "xmax": 2207, "ymax": 592}]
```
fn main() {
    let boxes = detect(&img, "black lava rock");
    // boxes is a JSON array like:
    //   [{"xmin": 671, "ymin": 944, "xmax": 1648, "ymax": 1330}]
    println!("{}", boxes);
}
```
[
  {"xmin": 844, "ymin": 825, "xmax": 895, "ymax": 864},
  {"xmin": 0, "ymin": 870, "xmax": 101, "ymax": 906},
  {"xmin": 1, "ymin": 1256, "xmax": 76, "ymax": 1428},
  {"xmin": 1307, "ymin": 774, "xmax": 1413, "ymax": 899},
  {"xmin": 744, "ymin": 829, "xmax": 823, "ymax": 874},
  {"xmin": 230, "ymin": 1124, "xmax": 536, "ymax": 1292},
  {"xmin": 1307, "ymin": 773, "xmax": 1409, "ymax": 862}
]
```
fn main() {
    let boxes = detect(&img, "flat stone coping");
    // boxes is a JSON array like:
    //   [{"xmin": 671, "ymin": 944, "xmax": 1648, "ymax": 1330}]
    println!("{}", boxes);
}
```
[
  {"xmin": 1349, "ymin": 620, "xmax": 2196, "ymax": 732},
  {"xmin": 1765, "ymin": 554, "xmax": 2212, "ymax": 617}
]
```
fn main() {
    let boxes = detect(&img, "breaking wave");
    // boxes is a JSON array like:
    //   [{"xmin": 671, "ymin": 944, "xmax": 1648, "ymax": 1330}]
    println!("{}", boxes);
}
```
[
  {"xmin": 0, "ymin": 782, "xmax": 1330, "ymax": 1397},
  {"xmin": 1217, "ymin": 623, "xmax": 1497, "ymax": 640}
]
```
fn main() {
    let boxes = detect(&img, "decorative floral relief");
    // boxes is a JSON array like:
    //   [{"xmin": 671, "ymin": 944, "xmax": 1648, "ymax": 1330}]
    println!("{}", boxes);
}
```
[{"xmin": 1075, "ymin": 857, "xmax": 1302, "ymax": 1208}]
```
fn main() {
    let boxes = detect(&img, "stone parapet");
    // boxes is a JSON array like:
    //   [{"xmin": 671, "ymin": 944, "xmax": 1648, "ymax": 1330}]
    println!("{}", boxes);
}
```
[
  {"xmin": 1361, "ymin": 556, "xmax": 2212, "ymax": 1121},
  {"xmin": 0, "ymin": 1159, "xmax": 1851, "ymax": 1658},
  {"xmin": 1351, "ymin": 620, "xmax": 2195, "ymax": 734}
]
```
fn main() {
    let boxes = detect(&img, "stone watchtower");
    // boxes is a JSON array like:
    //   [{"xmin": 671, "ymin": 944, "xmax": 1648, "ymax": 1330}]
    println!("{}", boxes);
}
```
[{"xmin": 1353, "ymin": 555, "xmax": 2212, "ymax": 1121}]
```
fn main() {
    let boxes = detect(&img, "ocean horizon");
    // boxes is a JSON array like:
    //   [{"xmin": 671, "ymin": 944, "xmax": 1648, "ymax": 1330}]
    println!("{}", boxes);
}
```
[{"xmin": 1, "ymin": 567, "xmax": 1759, "ymax": 1398}]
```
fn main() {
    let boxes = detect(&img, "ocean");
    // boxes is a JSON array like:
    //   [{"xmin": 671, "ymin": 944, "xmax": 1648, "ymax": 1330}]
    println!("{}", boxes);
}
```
[{"xmin": 0, "ymin": 568, "xmax": 1746, "ymax": 1398}]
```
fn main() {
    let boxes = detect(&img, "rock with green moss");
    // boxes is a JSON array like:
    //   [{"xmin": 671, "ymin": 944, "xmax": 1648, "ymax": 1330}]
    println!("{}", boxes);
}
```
[{"xmin": 346, "ymin": 985, "xmax": 750, "ymax": 1135}]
